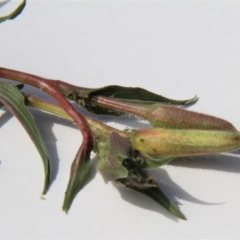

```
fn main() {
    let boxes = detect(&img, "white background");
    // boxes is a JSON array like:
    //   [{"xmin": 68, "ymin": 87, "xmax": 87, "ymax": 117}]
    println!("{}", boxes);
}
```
[{"xmin": 1, "ymin": 0, "xmax": 240, "ymax": 239}]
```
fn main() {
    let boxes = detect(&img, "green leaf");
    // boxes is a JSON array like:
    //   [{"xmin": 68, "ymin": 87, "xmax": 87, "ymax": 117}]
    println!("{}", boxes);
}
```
[
  {"xmin": 97, "ymin": 132, "xmax": 130, "ymax": 182},
  {"xmin": 0, "ymin": 0, "xmax": 26, "ymax": 24},
  {"xmin": 0, "ymin": 83, "xmax": 24, "ymax": 109},
  {"xmin": 60, "ymin": 84, "xmax": 198, "ymax": 115},
  {"xmin": 135, "ymin": 186, "xmax": 186, "ymax": 220},
  {"xmin": 120, "ymin": 180, "xmax": 186, "ymax": 220},
  {"xmin": 62, "ymin": 143, "xmax": 92, "ymax": 212},
  {"xmin": 98, "ymin": 158, "xmax": 128, "ymax": 183},
  {"xmin": 88, "ymin": 85, "xmax": 196, "ymax": 103},
  {"xmin": 108, "ymin": 130, "xmax": 130, "ymax": 159},
  {"xmin": 0, "ymin": 82, "xmax": 50, "ymax": 194},
  {"xmin": 87, "ymin": 86, "xmax": 197, "ymax": 115}
]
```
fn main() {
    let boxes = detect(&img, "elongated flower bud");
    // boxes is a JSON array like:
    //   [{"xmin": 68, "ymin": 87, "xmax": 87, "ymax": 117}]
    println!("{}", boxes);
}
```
[
  {"xmin": 130, "ymin": 128, "xmax": 240, "ymax": 157},
  {"xmin": 93, "ymin": 96, "xmax": 236, "ymax": 131},
  {"xmin": 146, "ymin": 104, "xmax": 237, "ymax": 131}
]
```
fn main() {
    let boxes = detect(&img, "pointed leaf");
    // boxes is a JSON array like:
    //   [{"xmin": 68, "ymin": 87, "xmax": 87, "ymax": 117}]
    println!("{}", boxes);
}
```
[
  {"xmin": 0, "ymin": 83, "xmax": 24, "ymax": 109},
  {"xmin": 0, "ymin": 82, "xmax": 50, "ymax": 194},
  {"xmin": 62, "ymin": 143, "xmax": 92, "ymax": 212},
  {"xmin": 0, "ymin": 0, "xmax": 26, "ymax": 23},
  {"xmin": 87, "ymin": 86, "xmax": 197, "ymax": 115},
  {"xmin": 97, "ymin": 132, "xmax": 129, "ymax": 182},
  {"xmin": 89, "ymin": 85, "xmax": 197, "ymax": 105},
  {"xmin": 60, "ymin": 83, "xmax": 198, "ymax": 115},
  {"xmin": 125, "ymin": 182, "xmax": 186, "ymax": 220}
]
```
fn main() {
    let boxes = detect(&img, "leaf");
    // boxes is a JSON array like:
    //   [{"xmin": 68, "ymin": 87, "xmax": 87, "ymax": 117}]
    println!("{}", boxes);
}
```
[
  {"xmin": 0, "ymin": 83, "xmax": 24, "ymax": 109},
  {"xmin": 136, "ymin": 186, "xmax": 186, "ymax": 220},
  {"xmin": 0, "ymin": 81, "xmax": 50, "ymax": 194},
  {"xmin": 0, "ymin": 0, "xmax": 26, "ymax": 23},
  {"xmin": 98, "ymin": 159, "xmax": 128, "ymax": 183},
  {"xmin": 86, "ymin": 86, "xmax": 197, "ymax": 115},
  {"xmin": 61, "ymin": 84, "xmax": 198, "ymax": 115},
  {"xmin": 97, "ymin": 132, "xmax": 129, "ymax": 182},
  {"xmin": 62, "ymin": 142, "xmax": 92, "ymax": 212},
  {"xmin": 108, "ymin": 131, "xmax": 130, "ymax": 160},
  {"xmin": 121, "ymin": 180, "xmax": 186, "ymax": 220},
  {"xmin": 89, "ymin": 85, "xmax": 197, "ymax": 104}
]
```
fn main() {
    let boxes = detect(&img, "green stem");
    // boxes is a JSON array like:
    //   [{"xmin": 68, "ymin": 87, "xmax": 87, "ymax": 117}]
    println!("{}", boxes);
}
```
[{"xmin": 25, "ymin": 94, "xmax": 125, "ymax": 140}]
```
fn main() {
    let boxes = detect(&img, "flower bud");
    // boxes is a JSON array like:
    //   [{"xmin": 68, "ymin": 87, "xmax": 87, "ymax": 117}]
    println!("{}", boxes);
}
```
[
  {"xmin": 145, "ymin": 104, "xmax": 237, "ymax": 131},
  {"xmin": 92, "ymin": 96, "xmax": 236, "ymax": 131},
  {"xmin": 130, "ymin": 128, "xmax": 240, "ymax": 157}
]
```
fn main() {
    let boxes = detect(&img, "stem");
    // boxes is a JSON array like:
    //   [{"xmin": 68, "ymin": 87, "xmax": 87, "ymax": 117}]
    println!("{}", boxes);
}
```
[
  {"xmin": 92, "ymin": 96, "xmax": 148, "ymax": 117},
  {"xmin": 56, "ymin": 81, "xmax": 91, "ymax": 98},
  {"xmin": 25, "ymin": 94, "xmax": 125, "ymax": 139},
  {"xmin": 0, "ymin": 66, "xmax": 93, "ymax": 150}
]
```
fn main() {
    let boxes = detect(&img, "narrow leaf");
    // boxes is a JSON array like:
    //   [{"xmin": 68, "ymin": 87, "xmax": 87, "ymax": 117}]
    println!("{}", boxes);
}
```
[
  {"xmin": 0, "ymin": 0, "xmax": 26, "ymax": 23},
  {"xmin": 62, "ymin": 143, "xmax": 92, "ymax": 212},
  {"xmin": 59, "ymin": 83, "xmax": 197, "ymax": 115},
  {"xmin": 85, "ymin": 86, "xmax": 197, "ymax": 115},
  {"xmin": 89, "ymin": 85, "xmax": 197, "ymax": 105},
  {"xmin": 0, "ymin": 83, "xmax": 24, "ymax": 109},
  {"xmin": 0, "ymin": 82, "xmax": 50, "ymax": 194}
]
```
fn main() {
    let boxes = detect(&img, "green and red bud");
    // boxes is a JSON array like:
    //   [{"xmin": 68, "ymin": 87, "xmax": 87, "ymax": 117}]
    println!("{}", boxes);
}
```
[
  {"xmin": 145, "ymin": 104, "xmax": 237, "ymax": 131},
  {"xmin": 93, "ymin": 96, "xmax": 236, "ymax": 131},
  {"xmin": 130, "ymin": 128, "xmax": 240, "ymax": 157}
]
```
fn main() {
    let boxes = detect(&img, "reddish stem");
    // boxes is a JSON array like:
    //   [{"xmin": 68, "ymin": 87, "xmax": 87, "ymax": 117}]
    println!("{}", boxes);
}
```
[
  {"xmin": 92, "ymin": 96, "xmax": 148, "ymax": 117},
  {"xmin": 0, "ymin": 66, "xmax": 93, "ymax": 153}
]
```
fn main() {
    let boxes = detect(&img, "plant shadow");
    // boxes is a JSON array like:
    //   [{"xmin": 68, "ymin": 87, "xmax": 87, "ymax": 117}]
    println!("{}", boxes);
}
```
[{"xmin": 171, "ymin": 152, "xmax": 240, "ymax": 174}]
